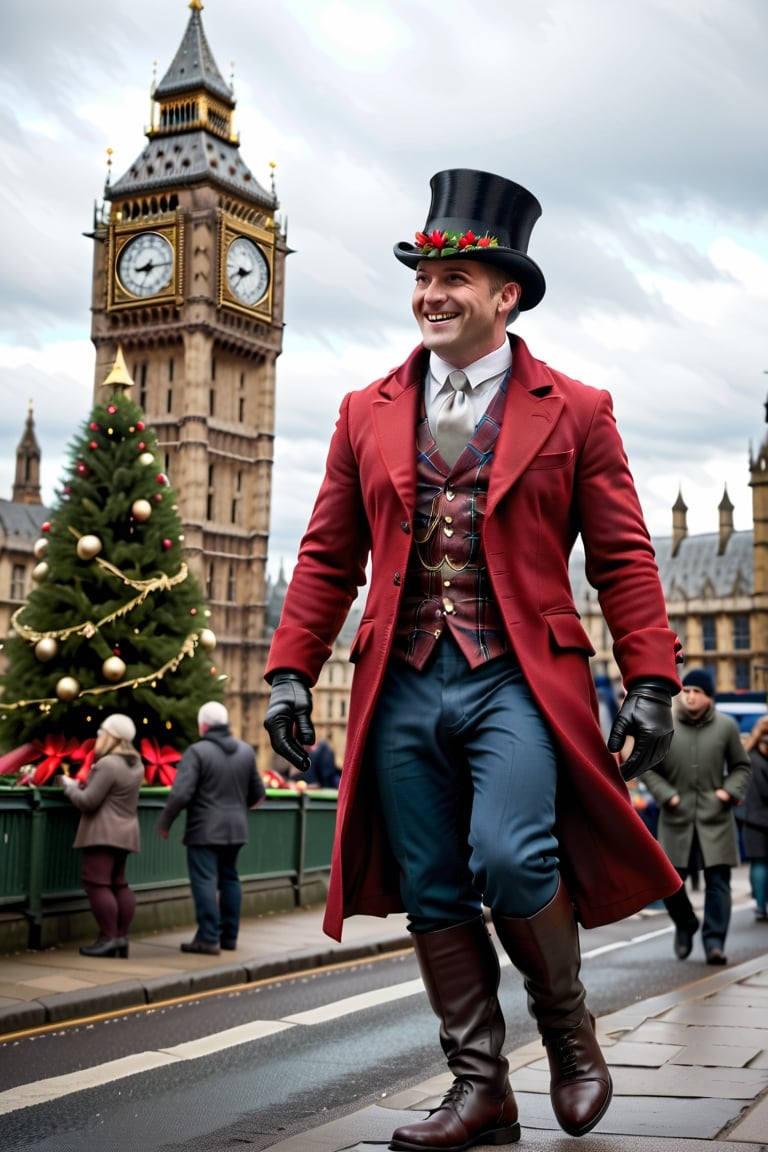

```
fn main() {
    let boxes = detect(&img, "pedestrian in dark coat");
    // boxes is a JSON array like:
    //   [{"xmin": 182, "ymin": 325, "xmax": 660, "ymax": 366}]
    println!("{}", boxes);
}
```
[
  {"xmin": 158, "ymin": 701, "xmax": 265, "ymax": 954},
  {"xmin": 738, "ymin": 717, "xmax": 768, "ymax": 921},
  {"xmin": 60, "ymin": 713, "xmax": 143, "ymax": 958},
  {"xmin": 264, "ymin": 169, "xmax": 683, "ymax": 1148},
  {"xmin": 644, "ymin": 668, "xmax": 751, "ymax": 965}
]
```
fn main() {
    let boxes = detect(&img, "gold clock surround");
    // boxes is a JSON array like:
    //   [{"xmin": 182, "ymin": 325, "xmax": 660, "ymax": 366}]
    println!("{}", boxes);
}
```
[
  {"xmin": 108, "ymin": 221, "xmax": 182, "ymax": 310},
  {"xmin": 219, "ymin": 216, "xmax": 274, "ymax": 319}
]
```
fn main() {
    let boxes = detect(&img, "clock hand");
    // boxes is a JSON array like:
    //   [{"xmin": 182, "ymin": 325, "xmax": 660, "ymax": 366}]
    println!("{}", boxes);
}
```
[{"xmin": 135, "ymin": 259, "xmax": 172, "ymax": 275}]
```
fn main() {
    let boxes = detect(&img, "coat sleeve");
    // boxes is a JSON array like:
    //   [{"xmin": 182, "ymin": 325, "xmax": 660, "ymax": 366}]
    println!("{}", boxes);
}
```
[
  {"xmin": 573, "ymin": 389, "xmax": 682, "ymax": 688},
  {"xmin": 66, "ymin": 761, "xmax": 115, "ymax": 813},
  {"xmin": 641, "ymin": 765, "xmax": 678, "ymax": 808},
  {"xmin": 266, "ymin": 392, "xmax": 372, "ymax": 684},
  {"xmin": 157, "ymin": 747, "xmax": 201, "ymax": 832},
  {"xmin": 723, "ymin": 719, "xmax": 751, "ymax": 802}
]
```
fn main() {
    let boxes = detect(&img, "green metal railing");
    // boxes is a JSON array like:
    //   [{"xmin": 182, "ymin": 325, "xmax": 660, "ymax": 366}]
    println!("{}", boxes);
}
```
[{"xmin": 0, "ymin": 784, "xmax": 337, "ymax": 951}]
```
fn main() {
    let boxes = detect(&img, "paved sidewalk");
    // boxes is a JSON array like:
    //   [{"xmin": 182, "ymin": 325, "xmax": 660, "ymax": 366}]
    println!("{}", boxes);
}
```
[{"xmin": 1, "ymin": 872, "xmax": 768, "ymax": 1149}]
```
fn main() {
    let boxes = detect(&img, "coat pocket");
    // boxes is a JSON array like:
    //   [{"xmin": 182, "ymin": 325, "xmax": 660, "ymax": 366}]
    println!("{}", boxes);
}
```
[
  {"xmin": 349, "ymin": 618, "xmax": 376, "ymax": 664},
  {"xmin": 544, "ymin": 610, "xmax": 595, "ymax": 656},
  {"xmin": 527, "ymin": 449, "xmax": 574, "ymax": 471}
]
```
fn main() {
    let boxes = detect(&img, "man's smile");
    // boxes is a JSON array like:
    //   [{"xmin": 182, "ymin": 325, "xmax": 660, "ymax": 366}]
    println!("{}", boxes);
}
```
[{"xmin": 426, "ymin": 312, "xmax": 459, "ymax": 323}]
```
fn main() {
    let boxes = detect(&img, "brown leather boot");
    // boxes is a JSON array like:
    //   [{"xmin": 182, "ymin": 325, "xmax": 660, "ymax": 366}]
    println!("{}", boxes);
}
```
[
  {"xmin": 389, "ymin": 916, "xmax": 520, "ymax": 1151},
  {"xmin": 492, "ymin": 880, "xmax": 612, "ymax": 1138}
]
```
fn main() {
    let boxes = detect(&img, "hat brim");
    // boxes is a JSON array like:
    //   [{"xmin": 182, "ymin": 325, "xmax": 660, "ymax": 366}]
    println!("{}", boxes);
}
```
[{"xmin": 393, "ymin": 243, "xmax": 546, "ymax": 311}]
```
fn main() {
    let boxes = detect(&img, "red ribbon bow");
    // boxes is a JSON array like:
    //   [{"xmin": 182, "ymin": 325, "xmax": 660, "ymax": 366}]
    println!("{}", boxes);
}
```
[
  {"xmin": 69, "ymin": 738, "xmax": 97, "ymax": 782},
  {"xmin": 28, "ymin": 735, "xmax": 82, "ymax": 786},
  {"xmin": 140, "ymin": 737, "xmax": 181, "ymax": 785}
]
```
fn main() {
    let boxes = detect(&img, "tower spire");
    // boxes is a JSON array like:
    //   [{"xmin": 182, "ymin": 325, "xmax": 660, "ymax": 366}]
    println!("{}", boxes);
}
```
[{"xmin": 12, "ymin": 401, "xmax": 42, "ymax": 505}]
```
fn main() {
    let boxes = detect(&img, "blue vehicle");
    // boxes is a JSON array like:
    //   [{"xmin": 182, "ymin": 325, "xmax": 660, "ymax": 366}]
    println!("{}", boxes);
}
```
[{"xmin": 715, "ymin": 691, "xmax": 768, "ymax": 735}]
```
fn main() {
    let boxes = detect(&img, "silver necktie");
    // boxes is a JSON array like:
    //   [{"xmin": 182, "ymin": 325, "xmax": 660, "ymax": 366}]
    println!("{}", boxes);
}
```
[{"xmin": 435, "ymin": 370, "xmax": 474, "ymax": 467}]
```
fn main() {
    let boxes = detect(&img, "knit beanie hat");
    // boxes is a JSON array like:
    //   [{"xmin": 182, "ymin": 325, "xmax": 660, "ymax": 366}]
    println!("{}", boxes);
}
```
[
  {"xmin": 100, "ymin": 714, "xmax": 136, "ymax": 742},
  {"xmin": 681, "ymin": 668, "xmax": 715, "ymax": 698}
]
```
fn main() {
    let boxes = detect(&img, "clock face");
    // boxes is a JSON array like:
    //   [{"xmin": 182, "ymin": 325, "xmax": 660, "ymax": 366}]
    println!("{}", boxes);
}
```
[
  {"xmin": 226, "ymin": 236, "xmax": 270, "ymax": 306},
  {"xmin": 117, "ymin": 232, "xmax": 174, "ymax": 298}
]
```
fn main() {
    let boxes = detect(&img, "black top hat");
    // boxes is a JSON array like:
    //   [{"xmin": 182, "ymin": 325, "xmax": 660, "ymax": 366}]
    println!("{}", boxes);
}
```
[{"xmin": 394, "ymin": 169, "xmax": 546, "ymax": 311}]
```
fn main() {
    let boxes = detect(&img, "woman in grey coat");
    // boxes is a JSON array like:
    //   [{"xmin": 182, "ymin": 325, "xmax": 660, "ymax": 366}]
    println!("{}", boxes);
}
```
[
  {"xmin": 60, "ymin": 714, "xmax": 143, "ymax": 957},
  {"xmin": 644, "ymin": 668, "xmax": 751, "ymax": 965}
]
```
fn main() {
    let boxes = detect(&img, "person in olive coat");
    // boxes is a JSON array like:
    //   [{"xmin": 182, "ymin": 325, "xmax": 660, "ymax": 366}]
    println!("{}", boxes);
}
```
[
  {"xmin": 643, "ymin": 668, "xmax": 751, "ymax": 965},
  {"xmin": 60, "ymin": 713, "xmax": 143, "ymax": 957},
  {"xmin": 158, "ymin": 701, "xmax": 265, "ymax": 954}
]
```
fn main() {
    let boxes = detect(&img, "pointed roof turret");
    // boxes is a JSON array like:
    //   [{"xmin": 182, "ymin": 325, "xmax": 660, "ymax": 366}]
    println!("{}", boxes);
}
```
[
  {"xmin": 108, "ymin": 1, "xmax": 273, "ymax": 208},
  {"xmin": 12, "ymin": 402, "xmax": 42, "ymax": 505},
  {"xmin": 718, "ymin": 484, "xmax": 735, "ymax": 556},
  {"xmin": 672, "ymin": 486, "xmax": 688, "ymax": 557},
  {"xmin": 154, "ymin": 0, "xmax": 233, "ymax": 106}
]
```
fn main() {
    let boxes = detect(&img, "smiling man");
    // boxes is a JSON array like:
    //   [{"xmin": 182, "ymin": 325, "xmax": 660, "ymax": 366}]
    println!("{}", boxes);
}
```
[{"xmin": 264, "ymin": 169, "xmax": 684, "ymax": 1150}]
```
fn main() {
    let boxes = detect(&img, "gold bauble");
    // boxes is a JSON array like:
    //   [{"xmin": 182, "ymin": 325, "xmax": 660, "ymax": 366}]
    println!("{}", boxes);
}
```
[
  {"xmin": 131, "ymin": 499, "xmax": 152, "ymax": 522},
  {"xmin": 55, "ymin": 676, "xmax": 80, "ymax": 702},
  {"xmin": 76, "ymin": 534, "xmax": 102, "ymax": 561},
  {"xmin": 139, "ymin": 452, "xmax": 154, "ymax": 466},
  {"xmin": 33, "ymin": 537, "xmax": 49, "ymax": 560},
  {"xmin": 199, "ymin": 628, "xmax": 217, "ymax": 651},
  {"xmin": 31, "ymin": 561, "xmax": 49, "ymax": 582},
  {"xmin": 34, "ymin": 638, "xmax": 59, "ymax": 663},
  {"xmin": 102, "ymin": 655, "xmax": 126, "ymax": 682}
]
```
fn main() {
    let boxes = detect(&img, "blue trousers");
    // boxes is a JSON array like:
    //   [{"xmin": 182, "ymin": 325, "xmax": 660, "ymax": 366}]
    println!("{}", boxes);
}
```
[
  {"xmin": 369, "ymin": 635, "xmax": 560, "ymax": 932},
  {"xmin": 187, "ymin": 844, "xmax": 243, "ymax": 945},
  {"xmin": 675, "ymin": 861, "xmax": 731, "ymax": 952}
]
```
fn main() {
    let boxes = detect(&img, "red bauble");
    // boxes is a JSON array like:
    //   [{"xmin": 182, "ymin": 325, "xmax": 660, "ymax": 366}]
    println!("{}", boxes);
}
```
[
  {"xmin": 108, "ymin": 405, "xmax": 117, "ymax": 414},
  {"xmin": 138, "ymin": 442, "xmax": 145, "ymax": 450},
  {"xmin": 77, "ymin": 463, "xmax": 87, "ymax": 475},
  {"xmin": 162, "ymin": 538, "xmax": 172, "ymax": 549},
  {"xmin": 42, "ymin": 521, "xmax": 51, "ymax": 532},
  {"xmin": 89, "ymin": 422, "xmax": 99, "ymax": 431},
  {"xmin": 137, "ymin": 421, "xmax": 145, "ymax": 431},
  {"xmin": 156, "ymin": 473, "xmax": 168, "ymax": 485},
  {"xmin": 89, "ymin": 441, "xmax": 98, "ymax": 450}
]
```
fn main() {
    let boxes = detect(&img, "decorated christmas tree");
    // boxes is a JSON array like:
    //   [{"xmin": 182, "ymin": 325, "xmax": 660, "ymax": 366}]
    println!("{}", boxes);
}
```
[{"xmin": 0, "ymin": 350, "xmax": 223, "ymax": 783}]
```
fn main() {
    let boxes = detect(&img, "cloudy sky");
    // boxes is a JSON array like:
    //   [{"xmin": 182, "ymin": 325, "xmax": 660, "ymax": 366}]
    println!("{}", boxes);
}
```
[{"xmin": 1, "ymin": 0, "xmax": 767, "ymax": 579}]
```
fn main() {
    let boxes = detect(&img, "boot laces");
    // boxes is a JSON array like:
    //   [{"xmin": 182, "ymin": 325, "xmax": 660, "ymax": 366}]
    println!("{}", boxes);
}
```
[
  {"xmin": 439, "ymin": 1078, "xmax": 473, "ymax": 1112},
  {"xmin": 550, "ymin": 1031, "xmax": 578, "ymax": 1077}
]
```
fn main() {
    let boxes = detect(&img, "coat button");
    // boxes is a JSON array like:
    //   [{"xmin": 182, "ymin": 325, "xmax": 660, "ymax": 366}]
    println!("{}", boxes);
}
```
[
  {"xmin": 393, "ymin": 571, "xmax": 401, "ymax": 585},
  {"xmin": 400, "ymin": 520, "xmax": 411, "ymax": 533}
]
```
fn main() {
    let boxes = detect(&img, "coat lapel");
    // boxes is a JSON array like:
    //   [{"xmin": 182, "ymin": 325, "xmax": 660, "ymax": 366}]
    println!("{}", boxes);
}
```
[
  {"xmin": 368, "ymin": 339, "xmax": 565, "ymax": 520},
  {"xmin": 370, "ymin": 347, "xmax": 424, "ymax": 515},
  {"xmin": 487, "ymin": 337, "xmax": 564, "ymax": 518}
]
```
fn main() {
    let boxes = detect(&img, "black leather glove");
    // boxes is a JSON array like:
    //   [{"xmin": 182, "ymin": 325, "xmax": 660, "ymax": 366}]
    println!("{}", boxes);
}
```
[
  {"xmin": 264, "ymin": 671, "xmax": 315, "ymax": 773},
  {"xmin": 607, "ymin": 679, "xmax": 673, "ymax": 781}
]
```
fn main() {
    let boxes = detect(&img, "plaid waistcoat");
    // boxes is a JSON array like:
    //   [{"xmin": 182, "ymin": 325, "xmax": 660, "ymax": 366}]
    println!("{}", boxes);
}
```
[{"xmin": 392, "ymin": 376, "xmax": 510, "ymax": 670}]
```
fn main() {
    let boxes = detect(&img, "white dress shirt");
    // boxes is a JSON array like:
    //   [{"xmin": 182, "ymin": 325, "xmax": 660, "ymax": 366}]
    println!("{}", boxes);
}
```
[{"xmin": 426, "ymin": 341, "xmax": 513, "ymax": 434}]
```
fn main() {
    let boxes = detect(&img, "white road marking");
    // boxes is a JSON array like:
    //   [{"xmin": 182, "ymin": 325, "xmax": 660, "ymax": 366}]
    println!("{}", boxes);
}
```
[
  {"xmin": 0, "ymin": 919, "xmax": 679, "ymax": 1116},
  {"xmin": 281, "ymin": 977, "xmax": 425, "ymax": 1025},
  {"xmin": 0, "ymin": 1052, "xmax": 180, "ymax": 1116}
]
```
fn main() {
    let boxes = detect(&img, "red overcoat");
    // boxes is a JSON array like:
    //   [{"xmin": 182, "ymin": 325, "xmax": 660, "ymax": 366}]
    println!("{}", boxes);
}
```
[{"xmin": 266, "ymin": 336, "xmax": 683, "ymax": 941}]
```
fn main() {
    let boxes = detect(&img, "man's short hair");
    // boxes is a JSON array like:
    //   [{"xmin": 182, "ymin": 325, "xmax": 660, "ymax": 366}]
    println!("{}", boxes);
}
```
[{"xmin": 198, "ymin": 701, "xmax": 229, "ymax": 728}]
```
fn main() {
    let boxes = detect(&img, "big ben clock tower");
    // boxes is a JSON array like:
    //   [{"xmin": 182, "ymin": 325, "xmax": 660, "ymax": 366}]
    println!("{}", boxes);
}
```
[{"xmin": 90, "ymin": 0, "xmax": 287, "ymax": 749}]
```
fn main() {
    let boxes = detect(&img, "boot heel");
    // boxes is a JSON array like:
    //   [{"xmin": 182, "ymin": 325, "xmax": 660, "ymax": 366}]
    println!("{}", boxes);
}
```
[{"xmin": 115, "ymin": 937, "xmax": 129, "ymax": 958}]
